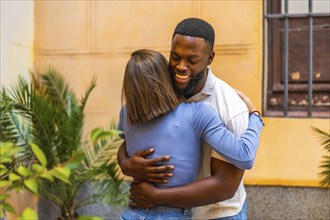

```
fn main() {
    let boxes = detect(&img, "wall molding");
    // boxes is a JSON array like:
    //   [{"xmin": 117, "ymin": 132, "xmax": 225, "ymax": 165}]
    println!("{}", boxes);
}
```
[{"xmin": 36, "ymin": 43, "xmax": 260, "ymax": 57}]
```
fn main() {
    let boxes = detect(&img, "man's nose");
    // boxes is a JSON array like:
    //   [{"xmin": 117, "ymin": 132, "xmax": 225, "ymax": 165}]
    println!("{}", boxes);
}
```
[{"xmin": 176, "ymin": 61, "xmax": 188, "ymax": 72}]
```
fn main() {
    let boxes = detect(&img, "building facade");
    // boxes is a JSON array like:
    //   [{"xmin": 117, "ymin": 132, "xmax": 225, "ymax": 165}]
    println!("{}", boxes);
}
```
[{"xmin": 1, "ymin": 0, "xmax": 329, "ymax": 219}]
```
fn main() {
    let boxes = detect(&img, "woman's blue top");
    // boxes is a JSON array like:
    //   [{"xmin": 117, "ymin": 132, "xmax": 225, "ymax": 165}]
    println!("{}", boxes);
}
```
[{"xmin": 118, "ymin": 102, "xmax": 264, "ymax": 188}]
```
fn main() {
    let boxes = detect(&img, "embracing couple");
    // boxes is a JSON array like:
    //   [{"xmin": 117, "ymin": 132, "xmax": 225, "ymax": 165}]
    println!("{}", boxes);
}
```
[{"xmin": 116, "ymin": 18, "xmax": 264, "ymax": 220}]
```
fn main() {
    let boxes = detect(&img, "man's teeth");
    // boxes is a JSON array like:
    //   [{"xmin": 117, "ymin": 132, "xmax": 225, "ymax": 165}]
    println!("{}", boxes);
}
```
[{"xmin": 176, "ymin": 73, "xmax": 189, "ymax": 79}]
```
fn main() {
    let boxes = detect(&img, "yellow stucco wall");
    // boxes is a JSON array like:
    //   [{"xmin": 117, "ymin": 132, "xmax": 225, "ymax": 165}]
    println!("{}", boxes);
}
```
[
  {"xmin": 33, "ymin": 0, "xmax": 329, "ymax": 187},
  {"xmin": 1, "ymin": 6, "xmax": 328, "ymax": 218},
  {"xmin": 2, "ymin": 0, "xmax": 329, "ymax": 217},
  {"xmin": 245, "ymin": 118, "xmax": 329, "ymax": 187}
]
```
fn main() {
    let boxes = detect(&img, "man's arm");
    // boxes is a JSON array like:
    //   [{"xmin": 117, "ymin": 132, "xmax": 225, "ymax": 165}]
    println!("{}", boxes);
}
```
[
  {"xmin": 129, "ymin": 158, "xmax": 244, "ymax": 208},
  {"xmin": 117, "ymin": 141, "xmax": 174, "ymax": 183},
  {"xmin": 129, "ymin": 91, "xmax": 260, "ymax": 208}
]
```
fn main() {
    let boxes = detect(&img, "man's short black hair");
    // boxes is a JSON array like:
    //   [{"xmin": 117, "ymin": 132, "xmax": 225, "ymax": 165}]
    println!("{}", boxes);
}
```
[{"xmin": 173, "ymin": 17, "xmax": 215, "ymax": 50}]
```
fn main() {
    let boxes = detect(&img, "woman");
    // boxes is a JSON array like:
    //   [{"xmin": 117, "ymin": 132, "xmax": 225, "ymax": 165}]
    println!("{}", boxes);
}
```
[{"xmin": 118, "ymin": 49, "xmax": 264, "ymax": 220}]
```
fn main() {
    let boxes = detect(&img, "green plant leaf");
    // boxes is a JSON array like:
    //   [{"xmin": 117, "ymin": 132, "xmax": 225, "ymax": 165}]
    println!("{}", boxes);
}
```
[
  {"xmin": 0, "ymin": 142, "xmax": 24, "ymax": 158},
  {"xmin": 109, "ymin": 129, "xmax": 123, "ymax": 136},
  {"xmin": 0, "ymin": 157, "xmax": 12, "ymax": 163},
  {"xmin": 19, "ymin": 207, "xmax": 38, "ymax": 220},
  {"xmin": 17, "ymin": 166, "xmax": 32, "ymax": 177},
  {"xmin": 23, "ymin": 179, "xmax": 38, "ymax": 194},
  {"xmin": 39, "ymin": 172, "xmax": 54, "ymax": 182},
  {"xmin": 312, "ymin": 127, "xmax": 330, "ymax": 187},
  {"xmin": 0, "ymin": 142, "xmax": 13, "ymax": 156},
  {"xmin": 31, "ymin": 163, "xmax": 46, "ymax": 173},
  {"xmin": 80, "ymin": 75, "xmax": 97, "ymax": 111},
  {"xmin": 49, "ymin": 168, "xmax": 71, "ymax": 184},
  {"xmin": 9, "ymin": 173, "xmax": 21, "ymax": 182},
  {"xmin": 30, "ymin": 142, "xmax": 47, "ymax": 167},
  {"xmin": 54, "ymin": 167, "xmax": 71, "ymax": 178},
  {"xmin": 77, "ymin": 215, "xmax": 104, "ymax": 220},
  {"xmin": 0, "ymin": 193, "xmax": 8, "ymax": 201},
  {"xmin": 0, "ymin": 180, "xmax": 10, "ymax": 188},
  {"xmin": 93, "ymin": 131, "xmax": 113, "ymax": 144},
  {"xmin": 12, "ymin": 183, "xmax": 24, "ymax": 192},
  {"xmin": 64, "ymin": 151, "xmax": 85, "ymax": 169},
  {"xmin": 91, "ymin": 128, "xmax": 122, "ymax": 145},
  {"xmin": 0, "ymin": 169, "xmax": 8, "ymax": 177},
  {"xmin": 91, "ymin": 127, "xmax": 103, "ymax": 143},
  {"xmin": 2, "ymin": 202, "xmax": 15, "ymax": 214}
]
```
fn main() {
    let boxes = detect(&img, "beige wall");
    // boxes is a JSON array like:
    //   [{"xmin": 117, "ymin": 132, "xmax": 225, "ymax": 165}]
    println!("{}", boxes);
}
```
[
  {"xmin": 0, "ymin": 1, "xmax": 37, "ymax": 217},
  {"xmin": 33, "ymin": 0, "xmax": 329, "ymax": 188},
  {"xmin": 0, "ymin": 0, "xmax": 34, "ymax": 86},
  {"xmin": 34, "ymin": 0, "xmax": 201, "ymax": 131}
]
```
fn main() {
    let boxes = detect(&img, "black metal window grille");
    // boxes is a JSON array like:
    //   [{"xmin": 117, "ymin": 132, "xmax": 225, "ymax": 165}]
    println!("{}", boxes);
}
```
[{"xmin": 263, "ymin": 0, "xmax": 330, "ymax": 118}]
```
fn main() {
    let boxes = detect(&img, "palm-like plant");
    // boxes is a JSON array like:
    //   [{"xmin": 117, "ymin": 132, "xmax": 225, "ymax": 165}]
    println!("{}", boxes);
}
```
[
  {"xmin": 1, "ymin": 68, "xmax": 89, "ymax": 168},
  {"xmin": 0, "ymin": 68, "xmax": 128, "ymax": 219},
  {"xmin": 312, "ymin": 127, "xmax": 330, "ymax": 187}
]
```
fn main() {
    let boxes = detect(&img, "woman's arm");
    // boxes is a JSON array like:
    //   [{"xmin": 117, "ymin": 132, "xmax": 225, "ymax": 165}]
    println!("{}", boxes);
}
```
[
  {"xmin": 193, "ymin": 89, "xmax": 264, "ymax": 170},
  {"xmin": 194, "ymin": 105, "xmax": 264, "ymax": 170}
]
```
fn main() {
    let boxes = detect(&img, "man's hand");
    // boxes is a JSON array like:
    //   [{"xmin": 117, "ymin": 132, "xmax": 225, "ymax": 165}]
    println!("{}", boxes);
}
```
[
  {"xmin": 118, "ymin": 142, "xmax": 174, "ymax": 183},
  {"xmin": 127, "ymin": 158, "xmax": 244, "ymax": 209},
  {"xmin": 129, "ymin": 181, "xmax": 159, "ymax": 208}
]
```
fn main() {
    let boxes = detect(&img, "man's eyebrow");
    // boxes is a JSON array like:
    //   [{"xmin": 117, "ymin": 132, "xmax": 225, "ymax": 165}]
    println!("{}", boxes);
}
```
[
  {"xmin": 188, "ymin": 54, "xmax": 200, "ymax": 57},
  {"xmin": 187, "ymin": 54, "xmax": 201, "ymax": 60},
  {"xmin": 170, "ymin": 51, "xmax": 200, "ymax": 59}
]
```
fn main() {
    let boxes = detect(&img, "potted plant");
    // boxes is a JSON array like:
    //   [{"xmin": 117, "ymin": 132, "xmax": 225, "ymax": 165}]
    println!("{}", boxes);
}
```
[{"xmin": 0, "ymin": 68, "xmax": 128, "ymax": 219}]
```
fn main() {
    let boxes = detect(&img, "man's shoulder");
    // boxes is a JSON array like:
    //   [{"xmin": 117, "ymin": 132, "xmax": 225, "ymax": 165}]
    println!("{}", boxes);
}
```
[
  {"xmin": 183, "ymin": 101, "xmax": 215, "ymax": 114},
  {"xmin": 209, "ymin": 76, "xmax": 241, "ymax": 102},
  {"xmin": 207, "ymin": 70, "xmax": 236, "ymax": 93},
  {"xmin": 213, "ymin": 76, "xmax": 234, "ymax": 91},
  {"xmin": 204, "ymin": 71, "xmax": 248, "ymax": 122}
]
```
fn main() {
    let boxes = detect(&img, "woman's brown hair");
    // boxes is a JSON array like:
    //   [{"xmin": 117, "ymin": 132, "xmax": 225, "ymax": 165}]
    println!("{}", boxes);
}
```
[{"xmin": 122, "ymin": 49, "xmax": 180, "ymax": 125}]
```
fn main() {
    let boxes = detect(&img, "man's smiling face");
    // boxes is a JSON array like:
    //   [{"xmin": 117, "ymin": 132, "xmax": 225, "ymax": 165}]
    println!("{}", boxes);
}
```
[{"xmin": 169, "ymin": 34, "xmax": 214, "ymax": 95}]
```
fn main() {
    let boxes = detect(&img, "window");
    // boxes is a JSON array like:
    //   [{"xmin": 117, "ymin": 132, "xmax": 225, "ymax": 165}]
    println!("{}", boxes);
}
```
[{"xmin": 263, "ymin": 0, "xmax": 330, "ymax": 117}]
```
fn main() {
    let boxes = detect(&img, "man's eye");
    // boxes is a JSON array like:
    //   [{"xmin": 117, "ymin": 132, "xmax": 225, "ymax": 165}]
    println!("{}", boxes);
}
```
[
  {"xmin": 189, "ymin": 60, "xmax": 199, "ymax": 65},
  {"xmin": 171, "ymin": 56, "xmax": 179, "ymax": 61}
]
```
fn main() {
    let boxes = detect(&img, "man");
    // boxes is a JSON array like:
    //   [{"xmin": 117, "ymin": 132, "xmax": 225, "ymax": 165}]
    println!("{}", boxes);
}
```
[{"xmin": 117, "ymin": 18, "xmax": 253, "ymax": 219}]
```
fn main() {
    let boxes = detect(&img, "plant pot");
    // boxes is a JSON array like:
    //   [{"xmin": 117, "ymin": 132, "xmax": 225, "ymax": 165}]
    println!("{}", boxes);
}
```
[{"xmin": 38, "ymin": 183, "xmax": 126, "ymax": 219}]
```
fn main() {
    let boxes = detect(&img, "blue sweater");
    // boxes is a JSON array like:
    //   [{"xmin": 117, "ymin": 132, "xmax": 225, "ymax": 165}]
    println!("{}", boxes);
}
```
[{"xmin": 118, "ymin": 102, "xmax": 264, "ymax": 188}]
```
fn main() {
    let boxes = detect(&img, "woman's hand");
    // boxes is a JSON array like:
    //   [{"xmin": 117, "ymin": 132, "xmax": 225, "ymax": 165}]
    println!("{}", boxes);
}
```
[
  {"xmin": 235, "ymin": 90, "xmax": 258, "ymax": 113},
  {"xmin": 123, "ymin": 148, "xmax": 174, "ymax": 182},
  {"xmin": 118, "ymin": 144, "xmax": 174, "ymax": 183}
]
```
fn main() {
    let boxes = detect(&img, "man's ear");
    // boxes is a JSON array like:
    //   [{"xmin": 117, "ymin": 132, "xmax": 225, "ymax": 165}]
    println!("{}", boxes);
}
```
[{"xmin": 207, "ymin": 51, "xmax": 215, "ymax": 65}]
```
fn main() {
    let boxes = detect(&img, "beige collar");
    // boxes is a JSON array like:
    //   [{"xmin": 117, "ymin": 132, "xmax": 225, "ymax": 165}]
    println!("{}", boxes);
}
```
[{"xmin": 187, "ymin": 68, "xmax": 217, "ymax": 102}]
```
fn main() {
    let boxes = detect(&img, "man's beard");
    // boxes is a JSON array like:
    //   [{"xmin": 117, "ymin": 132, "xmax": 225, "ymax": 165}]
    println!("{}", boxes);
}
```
[{"xmin": 169, "ymin": 67, "xmax": 205, "ymax": 99}]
